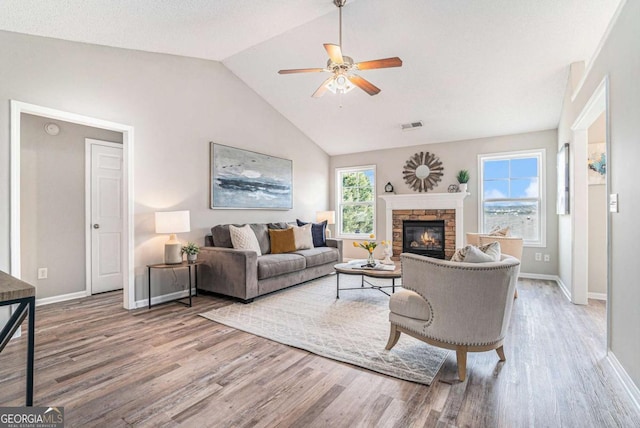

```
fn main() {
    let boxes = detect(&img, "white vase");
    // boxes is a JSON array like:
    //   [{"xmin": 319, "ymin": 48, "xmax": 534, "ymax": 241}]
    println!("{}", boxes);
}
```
[
  {"xmin": 187, "ymin": 253, "xmax": 198, "ymax": 263},
  {"xmin": 382, "ymin": 245, "xmax": 394, "ymax": 265},
  {"xmin": 459, "ymin": 183, "xmax": 468, "ymax": 193}
]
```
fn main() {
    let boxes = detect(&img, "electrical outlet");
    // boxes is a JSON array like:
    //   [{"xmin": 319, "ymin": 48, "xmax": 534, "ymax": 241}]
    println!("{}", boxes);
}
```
[
  {"xmin": 544, "ymin": 254, "xmax": 550, "ymax": 262},
  {"xmin": 37, "ymin": 268, "xmax": 48, "ymax": 279},
  {"xmin": 535, "ymin": 253, "xmax": 542, "ymax": 261}
]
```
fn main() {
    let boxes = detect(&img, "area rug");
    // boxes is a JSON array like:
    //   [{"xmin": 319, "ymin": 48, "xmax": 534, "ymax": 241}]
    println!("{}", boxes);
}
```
[{"xmin": 199, "ymin": 274, "xmax": 448, "ymax": 385}]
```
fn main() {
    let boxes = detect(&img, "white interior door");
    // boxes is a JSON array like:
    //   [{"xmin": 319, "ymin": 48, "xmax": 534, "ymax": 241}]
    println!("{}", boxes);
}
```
[{"xmin": 89, "ymin": 140, "xmax": 124, "ymax": 294}]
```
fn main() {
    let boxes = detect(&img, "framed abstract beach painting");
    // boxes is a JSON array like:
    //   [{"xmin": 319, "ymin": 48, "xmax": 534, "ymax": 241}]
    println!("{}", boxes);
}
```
[
  {"xmin": 587, "ymin": 142, "xmax": 606, "ymax": 185},
  {"xmin": 211, "ymin": 143, "xmax": 293, "ymax": 209}
]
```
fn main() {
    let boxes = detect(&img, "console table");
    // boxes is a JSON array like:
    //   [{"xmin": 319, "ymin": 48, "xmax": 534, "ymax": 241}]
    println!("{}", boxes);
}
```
[{"xmin": 0, "ymin": 271, "xmax": 36, "ymax": 406}]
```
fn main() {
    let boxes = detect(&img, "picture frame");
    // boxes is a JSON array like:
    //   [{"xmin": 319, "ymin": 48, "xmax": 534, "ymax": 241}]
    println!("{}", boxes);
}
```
[
  {"xmin": 210, "ymin": 143, "xmax": 293, "ymax": 210},
  {"xmin": 557, "ymin": 143, "xmax": 570, "ymax": 215},
  {"xmin": 587, "ymin": 142, "xmax": 606, "ymax": 185}
]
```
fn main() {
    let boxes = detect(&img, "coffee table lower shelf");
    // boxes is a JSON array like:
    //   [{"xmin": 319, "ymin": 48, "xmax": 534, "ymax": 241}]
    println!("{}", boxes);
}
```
[{"xmin": 334, "ymin": 261, "xmax": 401, "ymax": 299}]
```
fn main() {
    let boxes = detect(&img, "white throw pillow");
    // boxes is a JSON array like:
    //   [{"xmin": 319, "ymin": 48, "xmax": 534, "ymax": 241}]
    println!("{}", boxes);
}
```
[
  {"xmin": 464, "ymin": 245, "xmax": 496, "ymax": 263},
  {"xmin": 229, "ymin": 224, "xmax": 262, "ymax": 256},
  {"xmin": 451, "ymin": 241, "xmax": 501, "ymax": 263},
  {"xmin": 292, "ymin": 223, "xmax": 313, "ymax": 250}
]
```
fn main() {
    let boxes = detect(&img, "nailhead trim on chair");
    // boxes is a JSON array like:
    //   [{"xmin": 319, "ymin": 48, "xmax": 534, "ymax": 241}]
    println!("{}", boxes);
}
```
[{"xmin": 402, "ymin": 254, "xmax": 520, "ymax": 272}]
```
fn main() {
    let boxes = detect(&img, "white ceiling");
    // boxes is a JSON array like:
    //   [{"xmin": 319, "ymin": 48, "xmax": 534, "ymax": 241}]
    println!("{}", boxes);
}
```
[{"xmin": 0, "ymin": 0, "xmax": 621, "ymax": 155}]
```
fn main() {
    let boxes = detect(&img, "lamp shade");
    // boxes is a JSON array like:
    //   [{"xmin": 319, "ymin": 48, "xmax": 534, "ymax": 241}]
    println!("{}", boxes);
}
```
[
  {"xmin": 155, "ymin": 210, "xmax": 190, "ymax": 234},
  {"xmin": 316, "ymin": 210, "xmax": 335, "ymax": 225}
]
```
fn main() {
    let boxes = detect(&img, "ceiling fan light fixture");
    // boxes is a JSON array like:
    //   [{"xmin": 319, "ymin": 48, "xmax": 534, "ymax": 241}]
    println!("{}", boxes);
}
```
[{"xmin": 325, "ymin": 74, "xmax": 355, "ymax": 94}]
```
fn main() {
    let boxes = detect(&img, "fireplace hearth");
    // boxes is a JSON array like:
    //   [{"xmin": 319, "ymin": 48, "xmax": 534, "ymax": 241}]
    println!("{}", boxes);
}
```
[{"xmin": 403, "ymin": 220, "xmax": 446, "ymax": 259}]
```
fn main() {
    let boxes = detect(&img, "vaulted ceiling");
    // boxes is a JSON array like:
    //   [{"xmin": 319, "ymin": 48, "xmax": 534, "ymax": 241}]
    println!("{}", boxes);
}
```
[{"xmin": 0, "ymin": 0, "xmax": 621, "ymax": 155}]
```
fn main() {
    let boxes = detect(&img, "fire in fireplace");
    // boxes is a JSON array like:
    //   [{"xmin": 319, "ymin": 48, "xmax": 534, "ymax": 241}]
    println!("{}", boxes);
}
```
[{"xmin": 402, "ymin": 220, "xmax": 446, "ymax": 259}]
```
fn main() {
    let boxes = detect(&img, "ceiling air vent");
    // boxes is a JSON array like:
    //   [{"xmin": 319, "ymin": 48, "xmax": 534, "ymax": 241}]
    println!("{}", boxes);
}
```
[{"xmin": 401, "ymin": 121, "xmax": 423, "ymax": 131}]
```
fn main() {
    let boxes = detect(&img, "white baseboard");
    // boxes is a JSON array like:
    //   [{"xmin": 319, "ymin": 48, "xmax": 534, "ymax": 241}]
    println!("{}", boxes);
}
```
[
  {"xmin": 555, "ymin": 276, "xmax": 572, "ymax": 302},
  {"xmin": 518, "ymin": 272, "xmax": 558, "ymax": 281},
  {"xmin": 36, "ymin": 291, "xmax": 89, "ymax": 306},
  {"xmin": 607, "ymin": 351, "xmax": 640, "ymax": 411},
  {"xmin": 134, "ymin": 289, "xmax": 191, "ymax": 309},
  {"xmin": 588, "ymin": 292, "xmax": 607, "ymax": 301}
]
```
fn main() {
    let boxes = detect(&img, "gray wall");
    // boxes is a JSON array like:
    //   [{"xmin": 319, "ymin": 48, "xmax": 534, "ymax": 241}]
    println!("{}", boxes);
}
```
[
  {"xmin": 330, "ymin": 129, "xmax": 558, "ymax": 275},
  {"xmin": 557, "ymin": 0, "xmax": 640, "ymax": 390},
  {"xmin": 20, "ymin": 113, "xmax": 123, "ymax": 299},
  {"xmin": 0, "ymin": 30, "xmax": 330, "ymax": 303}
]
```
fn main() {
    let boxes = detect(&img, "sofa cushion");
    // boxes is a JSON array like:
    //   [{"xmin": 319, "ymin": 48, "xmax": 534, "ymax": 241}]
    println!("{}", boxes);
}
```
[
  {"xmin": 211, "ymin": 224, "xmax": 234, "ymax": 248},
  {"xmin": 268, "ymin": 222, "xmax": 290, "ymax": 230},
  {"xmin": 229, "ymin": 224, "xmax": 262, "ymax": 256},
  {"xmin": 251, "ymin": 224, "xmax": 271, "ymax": 255},
  {"xmin": 292, "ymin": 223, "xmax": 313, "ymax": 250},
  {"xmin": 257, "ymin": 254, "xmax": 306, "ymax": 280},
  {"xmin": 269, "ymin": 228, "xmax": 297, "ymax": 254},
  {"xmin": 296, "ymin": 219, "xmax": 327, "ymax": 247},
  {"xmin": 293, "ymin": 247, "xmax": 339, "ymax": 268},
  {"xmin": 389, "ymin": 289, "xmax": 431, "ymax": 322}
]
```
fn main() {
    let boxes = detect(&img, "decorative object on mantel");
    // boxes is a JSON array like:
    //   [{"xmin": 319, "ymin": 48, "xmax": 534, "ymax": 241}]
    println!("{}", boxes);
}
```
[
  {"xmin": 402, "ymin": 151, "xmax": 444, "ymax": 192},
  {"xmin": 448, "ymin": 184, "xmax": 459, "ymax": 193},
  {"xmin": 181, "ymin": 242, "xmax": 200, "ymax": 263},
  {"xmin": 353, "ymin": 234, "xmax": 379, "ymax": 266},
  {"xmin": 456, "ymin": 169, "xmax": 470, "ymax": 193},
  {"xmin": 384, "ymin": 182, "xmax": 394, "ymax": 193},
  {"xmin": 211, "ymin": 143, "xmax": 292, "ymax": 210}
]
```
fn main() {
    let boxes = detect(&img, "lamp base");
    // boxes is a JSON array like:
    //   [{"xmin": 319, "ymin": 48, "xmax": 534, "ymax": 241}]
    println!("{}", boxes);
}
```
[
  {"xmin": 164, "ymin": 234, "xmax": 183, "ymax": 264},
  {"xmin": 325, "ymin": 228, "xmax": 332, "ymax": 239}
]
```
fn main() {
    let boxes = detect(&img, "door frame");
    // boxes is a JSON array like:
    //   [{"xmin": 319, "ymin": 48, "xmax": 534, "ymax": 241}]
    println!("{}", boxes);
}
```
[
  {"xmin": 10, "ymin": 100, "xmax": 136, "ymax": 309},
  {"xmin": 570, "ymin": 76, "xmax": 610, "ymax": 346},
  {"xmin": 85, "ymin": 139, "xmax": 125, "ymax": 296}
]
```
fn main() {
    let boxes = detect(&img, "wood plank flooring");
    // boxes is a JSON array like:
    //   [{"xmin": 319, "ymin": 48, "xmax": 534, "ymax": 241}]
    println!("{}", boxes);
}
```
[{"xmin": 1, "ymin": 278, "xmax": 638, "ymax": 427}]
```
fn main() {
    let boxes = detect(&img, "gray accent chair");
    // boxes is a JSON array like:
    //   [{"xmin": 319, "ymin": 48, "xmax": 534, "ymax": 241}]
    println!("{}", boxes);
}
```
[{"xmin": 386, "ymin": 252, "xmax": 520, "ymax": 381}]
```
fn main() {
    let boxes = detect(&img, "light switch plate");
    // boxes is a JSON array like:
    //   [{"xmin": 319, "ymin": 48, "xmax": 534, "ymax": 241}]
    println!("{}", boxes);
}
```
[{"xmin": 609, "ymin": 193, "xmax": 618, "ymax": 213}]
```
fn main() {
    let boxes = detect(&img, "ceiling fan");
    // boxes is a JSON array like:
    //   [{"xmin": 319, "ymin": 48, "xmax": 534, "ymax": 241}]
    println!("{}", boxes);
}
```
[{"xmin": 278, "ymin": 0, "xmax": 402, "ymax": 98}]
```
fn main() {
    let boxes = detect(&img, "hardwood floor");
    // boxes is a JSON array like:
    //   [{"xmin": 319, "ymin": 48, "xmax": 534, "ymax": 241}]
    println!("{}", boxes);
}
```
[{"xmin": 1, "ymin": 278, "xmax": 638, "ymax": 427}]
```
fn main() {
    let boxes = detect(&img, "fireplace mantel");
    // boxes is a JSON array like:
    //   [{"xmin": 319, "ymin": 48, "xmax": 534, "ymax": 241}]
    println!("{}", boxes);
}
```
[{"xmin": 379, "ymin": 193, "xmax": 470, "ymax": 249}]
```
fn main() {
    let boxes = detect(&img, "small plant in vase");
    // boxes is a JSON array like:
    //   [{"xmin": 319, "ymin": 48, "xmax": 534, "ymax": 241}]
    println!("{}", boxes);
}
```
[
  {"xmin": 353, "ymin": 234, "xmax": 378, "ymax": 266},
  {"xmin": 456, "ymin": 169, "xmax": 470, "ymax": 193},
  {"xmin": 181, "ymin": 242, "xmax": 200, "ymax": 263}
]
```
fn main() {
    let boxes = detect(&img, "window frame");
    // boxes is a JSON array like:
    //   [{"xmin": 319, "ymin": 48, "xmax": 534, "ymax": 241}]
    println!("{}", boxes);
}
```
[
  {"xmin": 477, "ymin": 149, "xmax": 546, "ymax": 247},
  {"xmin": 335, "ymin": 164, "xmax": 377, "ymax": 239}
]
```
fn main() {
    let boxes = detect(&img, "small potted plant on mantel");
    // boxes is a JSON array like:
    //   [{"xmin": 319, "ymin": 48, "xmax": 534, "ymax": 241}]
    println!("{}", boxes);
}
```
[
  {"xmin": 456, "ymin": 170, "xmax": 470, "ymax": 193},
  {"xmin": 181, "ymin": 242, "xmax": 200, "ymax": 263}
]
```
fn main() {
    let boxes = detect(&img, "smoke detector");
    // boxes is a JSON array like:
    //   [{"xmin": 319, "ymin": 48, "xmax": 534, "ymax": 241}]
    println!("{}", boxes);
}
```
[
  {"xmin": 401, "ymin": 121, "xmax": 423, "ymax": 131},
  {"xmin": 44, "ymin": 122, "xmax": 60, "ymax": 136}
]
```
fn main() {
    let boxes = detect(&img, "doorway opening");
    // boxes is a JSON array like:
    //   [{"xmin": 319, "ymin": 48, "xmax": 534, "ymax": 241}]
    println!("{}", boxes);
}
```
[
  {"xmin": 10, "ymin": 101, "xmax": 135, "ymax": 309},
  {"xmin": 570, "ymin": 76, "xmax": 610, "ymax": 348}
]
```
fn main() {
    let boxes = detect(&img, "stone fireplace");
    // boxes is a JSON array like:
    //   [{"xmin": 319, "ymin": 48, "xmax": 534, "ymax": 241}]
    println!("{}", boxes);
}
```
[{"xmin": 379, "ymin": 193, "xmax": 469, "ymax": 260}]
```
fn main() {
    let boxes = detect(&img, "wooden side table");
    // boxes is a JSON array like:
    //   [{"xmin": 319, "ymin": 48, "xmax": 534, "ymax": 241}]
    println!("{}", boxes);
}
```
[
  {"xmin": 0, "ymin": 271, "xmax": 36, "ymax": 406},
  {"xmin": 147, "ymin": 261, "xmax": 202, "ymax": 309}
]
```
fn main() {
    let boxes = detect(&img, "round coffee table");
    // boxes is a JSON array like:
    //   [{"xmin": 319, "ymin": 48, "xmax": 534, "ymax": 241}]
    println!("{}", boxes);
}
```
[{"xmin": 333, "ymin": 260, "xmax": 401, "ymax": 298}]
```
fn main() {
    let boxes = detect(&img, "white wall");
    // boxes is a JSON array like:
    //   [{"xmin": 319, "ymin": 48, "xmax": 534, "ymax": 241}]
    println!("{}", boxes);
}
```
[
  {"xmin": 330, "ymin": 129, "xmax": 558, "ymax": 275},
  {"xmin": 557, "ymin": 0, "xmax": 640, "ymax": 390},
  {"xmin": 20, "ymin": 113, "xmax": 123, "ymax": 299},
  {"xmin": 0, "ymin": 30, "xmax": 330, "ymax": 302}
]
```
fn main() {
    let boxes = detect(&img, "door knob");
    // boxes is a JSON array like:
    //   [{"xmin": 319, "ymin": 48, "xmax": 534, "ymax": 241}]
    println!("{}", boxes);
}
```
[{"xmin": 93, "ymin": 224, "xmax": 100, "ymax": 229}]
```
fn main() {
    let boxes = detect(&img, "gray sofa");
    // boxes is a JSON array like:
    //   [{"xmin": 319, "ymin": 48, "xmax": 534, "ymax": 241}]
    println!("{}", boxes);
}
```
[{"xmin": 199, "ymin": 223, "xmax": 343, "ymax": 303}]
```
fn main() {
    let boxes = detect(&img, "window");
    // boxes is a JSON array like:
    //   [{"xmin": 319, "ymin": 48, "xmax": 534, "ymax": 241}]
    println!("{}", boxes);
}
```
[
  {"xmin": 336, "ymin": 165, "xmax": 376, "ymax": 238},
  {"xmin": 479, "ymin": 150, "xmax": 545, "ymax": 246}
]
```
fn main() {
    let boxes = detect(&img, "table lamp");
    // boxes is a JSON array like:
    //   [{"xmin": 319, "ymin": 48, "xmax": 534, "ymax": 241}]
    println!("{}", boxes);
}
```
[
  {"xmin": 316, "ymin": 210, "xmax": 335, "ymax": 238},
  {"xmin": 155, "ymin": 210, "xmax": 190, "ymax": 264}
]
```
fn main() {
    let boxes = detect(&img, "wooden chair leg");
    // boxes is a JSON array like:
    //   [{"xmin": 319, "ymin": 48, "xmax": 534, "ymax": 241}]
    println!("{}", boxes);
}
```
[
  {"xmin": 385, "ymin": 323, "xmax": 401, "ymax": 350},
  {"xmin": 496, "ymin": 346, "xmax": 506, "ymax": 361},
  {"xmin": 455, "ymin": 346, "xmax": 468, "ymax": 381},
  {"xmin": 514, "ymin": 288, "xmax": 518, "ymax": 299}
]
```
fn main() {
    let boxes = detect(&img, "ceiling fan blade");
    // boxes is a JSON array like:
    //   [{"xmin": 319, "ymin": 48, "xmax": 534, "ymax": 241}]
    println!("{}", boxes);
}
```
[
  {"xmin": 312, "ymin": 76, "xmax": 335, "ymax": 98},
  {"xmin": 355, "ymin": 57, "xmax": 403, "ymax": 70},
  {"xmin": 348, "ymin": 74, "xmax": 381, "ymax": 96},
  {"xmin": 324, "ymin": 43, "xmax": 344, "ymax": 64},
  {"xmin": 278, "ymin": 68, "xmax": 326, "ymax": 74}
]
